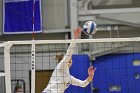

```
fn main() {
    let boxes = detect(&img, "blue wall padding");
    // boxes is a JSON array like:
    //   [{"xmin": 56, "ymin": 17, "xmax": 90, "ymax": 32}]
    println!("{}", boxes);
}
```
[
  {"xmin": 92, "ymin": 53, "xmax": 140, "ymax": 93},
  {"xmin": 65, "ymin": 54, "xmax": 91, "ymax": 93}
]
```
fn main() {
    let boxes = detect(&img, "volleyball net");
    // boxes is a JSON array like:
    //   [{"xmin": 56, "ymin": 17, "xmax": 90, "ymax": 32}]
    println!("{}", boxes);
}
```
[{"xmin": 0, "ymin": 38, "xmax": 140, "ymax": 93}]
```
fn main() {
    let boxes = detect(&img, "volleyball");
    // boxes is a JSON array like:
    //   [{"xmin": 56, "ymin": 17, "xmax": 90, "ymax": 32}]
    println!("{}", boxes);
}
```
[{"xmin": 82, "ymin": 21, "xmax": 97, "ymax": 35}]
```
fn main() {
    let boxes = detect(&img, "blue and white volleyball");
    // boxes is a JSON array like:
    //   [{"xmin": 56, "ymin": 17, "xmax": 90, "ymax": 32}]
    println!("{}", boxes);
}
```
[{"xmin": 82, "ymin": 21, "xmax": 97, "ymax": 35}]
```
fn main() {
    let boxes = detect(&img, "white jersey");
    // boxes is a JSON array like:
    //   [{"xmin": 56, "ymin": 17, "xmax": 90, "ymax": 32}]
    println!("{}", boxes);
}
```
[{"xmin": 42, "ymin": 43, "xmax": 90, "ymax": 93}]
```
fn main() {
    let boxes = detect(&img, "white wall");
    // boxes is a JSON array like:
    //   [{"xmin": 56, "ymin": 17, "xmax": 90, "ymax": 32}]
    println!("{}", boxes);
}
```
[
  {"xmin": 0, "ymin": 46, "xmax": 4, "ymax": 93},
  {"xmin": 0, "ymin": 0, "xmax": 67, "ymax": 37},
  {"xmin": 0, "ymin": 77, "xmax": 5, "ymax": 93},
  {"xmin": 0, "ymin": 55, "xmax": 4, "ymax": 71},
  {"xmin": 40, "ymin": 0, "xmax": 66, "ymax": 29},
  {"xmin": 0, "ymin": 0, "xmax": 140, "ymax": 40}
]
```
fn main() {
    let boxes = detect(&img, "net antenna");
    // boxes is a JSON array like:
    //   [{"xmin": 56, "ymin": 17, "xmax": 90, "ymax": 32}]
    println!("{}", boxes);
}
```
[{"xmin": 31, "ymin": 0, "xmax": 36, "ymax": 93}]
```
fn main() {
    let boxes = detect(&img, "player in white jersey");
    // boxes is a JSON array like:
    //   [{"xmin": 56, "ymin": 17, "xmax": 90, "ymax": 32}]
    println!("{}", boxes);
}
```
[{"xmin": 42, "ymin": 28, "xmax": 96, "ymax": 93}]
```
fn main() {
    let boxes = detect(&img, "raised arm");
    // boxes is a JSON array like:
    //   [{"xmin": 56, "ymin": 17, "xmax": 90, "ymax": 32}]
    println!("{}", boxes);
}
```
[
  {"xmin": 64, "ymin": 27, "xmax": 82, "ymax": 61},
  {"xmin": 57, "ymin": 28, "xmax": 82, "ymax": 69}
]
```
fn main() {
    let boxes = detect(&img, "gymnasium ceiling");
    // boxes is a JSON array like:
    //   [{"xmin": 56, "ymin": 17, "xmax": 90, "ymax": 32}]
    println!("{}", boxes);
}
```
[{"xmin": 78, "ymin": 0, "xmax": 140, "ymax": 28}]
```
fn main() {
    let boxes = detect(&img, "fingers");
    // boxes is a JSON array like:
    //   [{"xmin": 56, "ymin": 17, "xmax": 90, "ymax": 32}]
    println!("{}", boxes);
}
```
[
  {"xmin": 89, "ymin": 66, "xmax": 96, "ymax": 71},
  {"xmin": 93, "ymin": 68, "xmax": 96, "ymax": 71},
  {"xmin": 74, "ymin": 27, "xmax": 82, "ymax": 33},
  {"xmin": 88, "ymin": 66, "xmax": 96, "ymax": 77},
  {"xmin": 74, "ymin": 27, "xmax": 82, "ymax": 39},
  {"xmin": 89, "ymin": 66, "xmax": 93, "ymax": 69},
  {"xmin": 77, "ymin": 27, "xmax": 82, "ymax": 32}
]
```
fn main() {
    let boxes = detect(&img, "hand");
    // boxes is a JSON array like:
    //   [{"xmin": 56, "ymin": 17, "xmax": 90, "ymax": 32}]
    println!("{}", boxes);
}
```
[
  {"xmin": 87, "ymin": 66, "xmax": 96, "ymax": 82},
  {"xmin": 74, "ymin": 27, "xmax": 82, "ymax": 39},
  {"xmin": 88, "ymin": 66, "xmax": 96, "ymax": 77}
]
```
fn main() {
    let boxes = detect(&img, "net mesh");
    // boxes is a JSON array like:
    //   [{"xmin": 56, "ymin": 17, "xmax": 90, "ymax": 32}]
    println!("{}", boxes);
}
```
[
  {"xmin": 4, "ymin": 39, "xmax": 140, "ymax": 93},
  {"xmin": 10, "ymin": 45, "xmax": 31, "ymax": 93}
]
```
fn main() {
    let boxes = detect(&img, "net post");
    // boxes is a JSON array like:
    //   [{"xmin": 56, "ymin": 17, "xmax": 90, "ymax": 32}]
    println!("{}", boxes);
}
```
[{"xmin": 4, "ymin": 43, "xmax": 12, "ymax": 93}]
